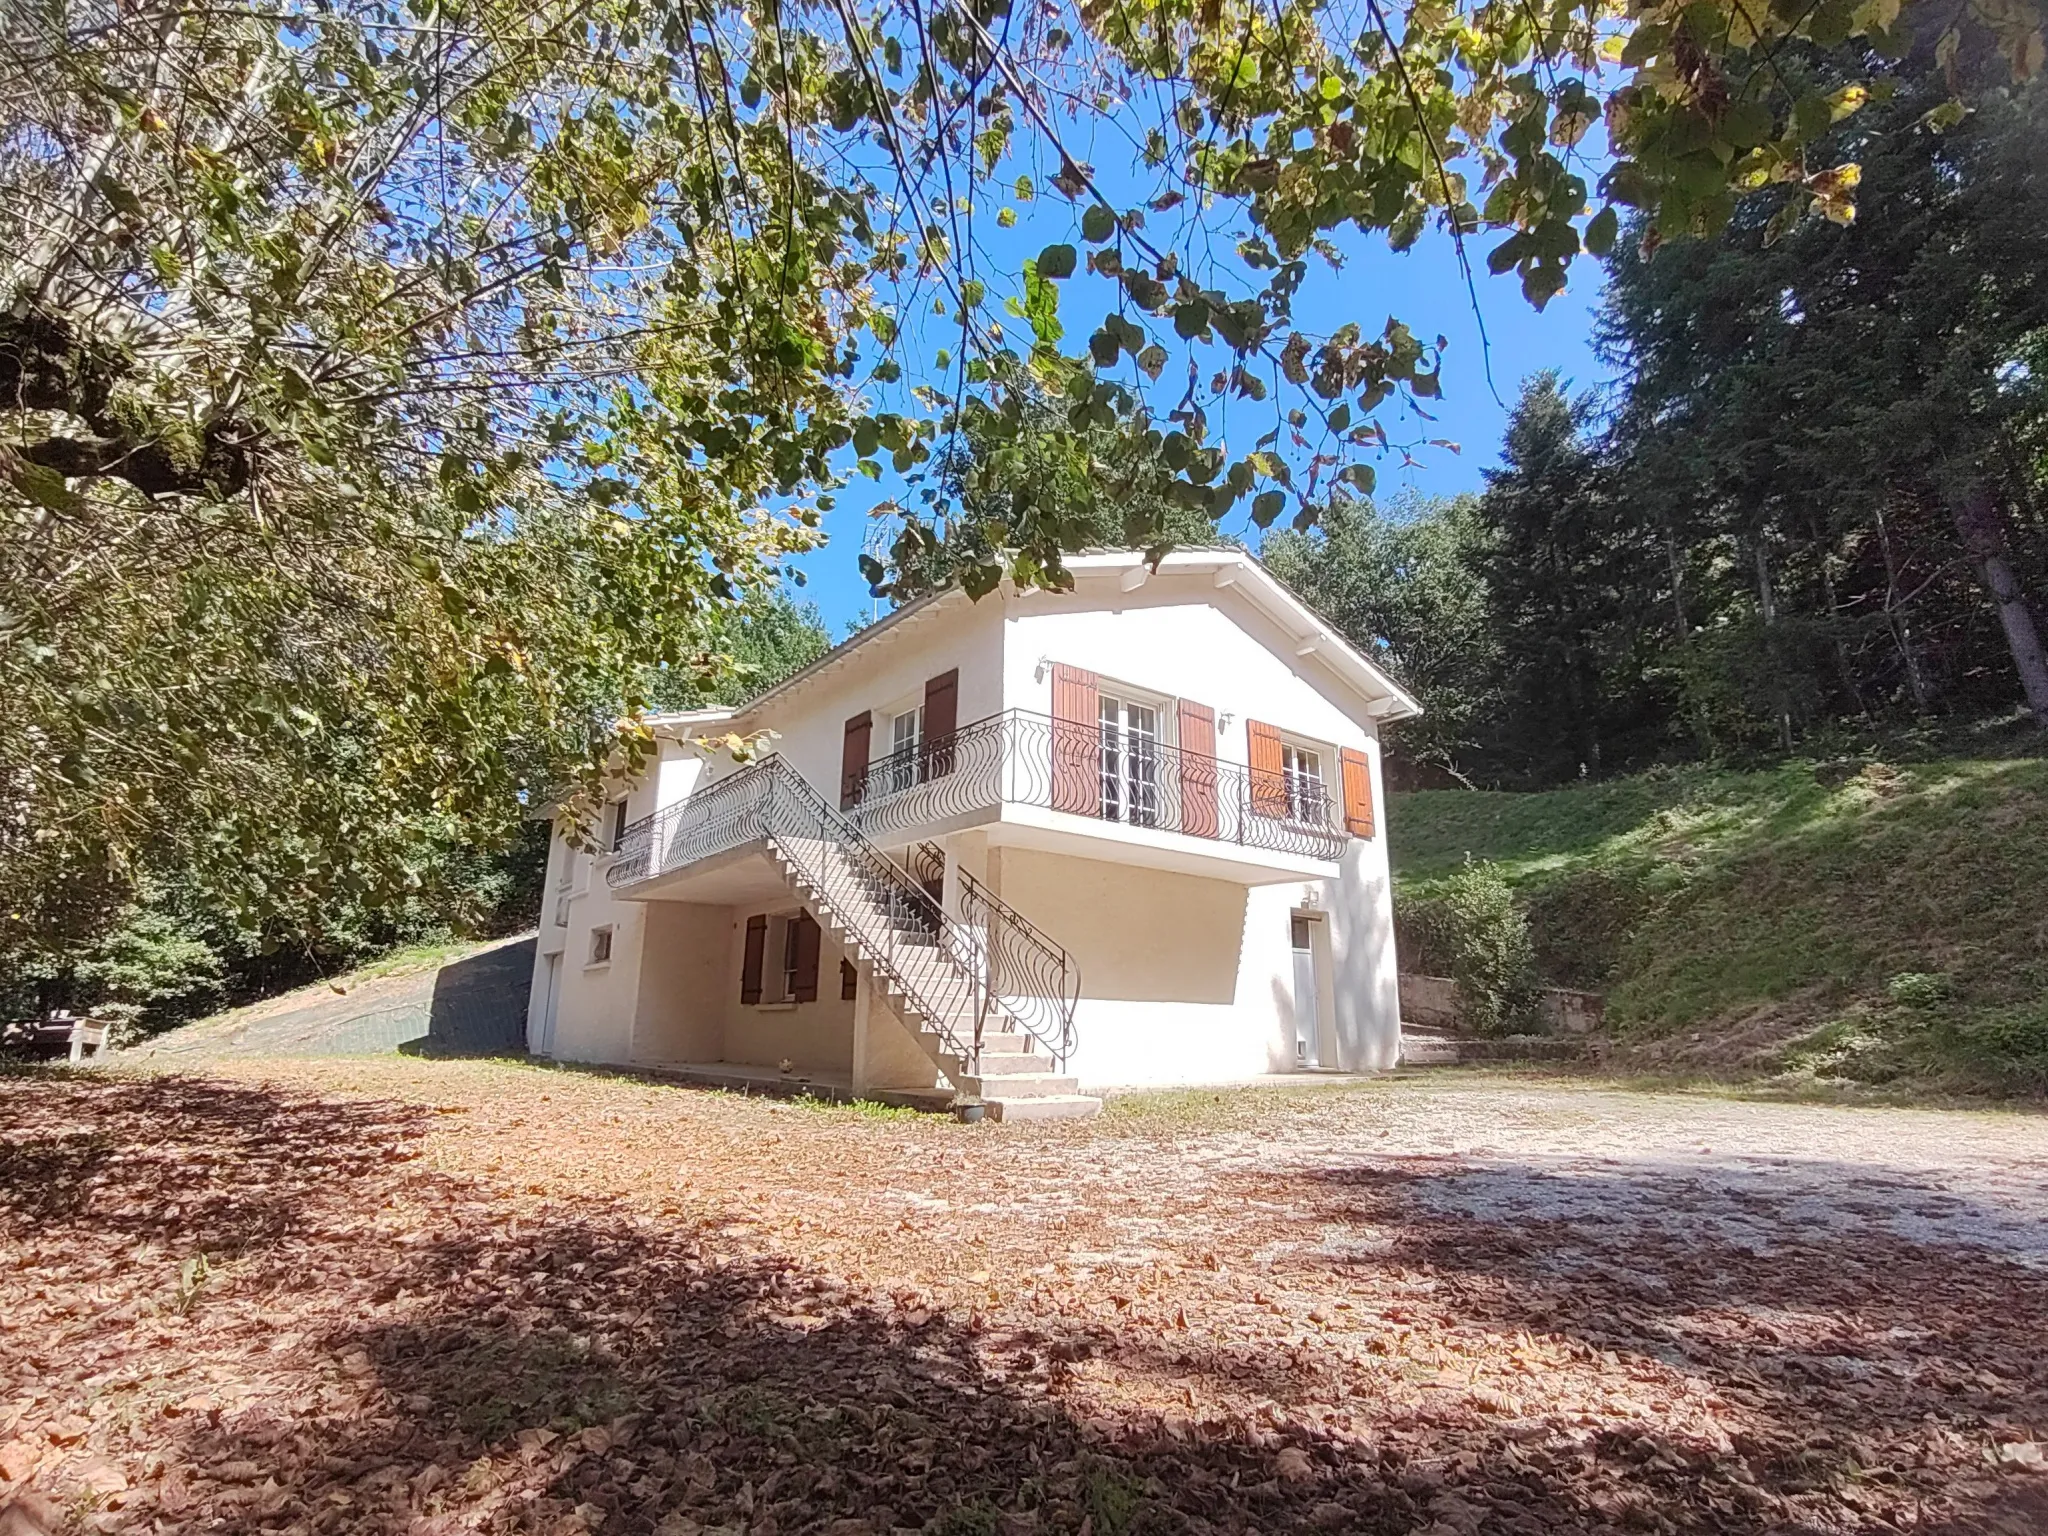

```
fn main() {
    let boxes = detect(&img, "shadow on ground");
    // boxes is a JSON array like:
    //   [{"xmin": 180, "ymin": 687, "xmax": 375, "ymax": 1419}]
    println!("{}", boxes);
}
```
[{"xmin": 3, "ymin": 1075, "xmax": 2045, "ymax": 1533}]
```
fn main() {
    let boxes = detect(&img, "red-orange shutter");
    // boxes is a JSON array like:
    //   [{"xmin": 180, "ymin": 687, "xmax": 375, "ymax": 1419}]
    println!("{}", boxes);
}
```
[
  {"xmin": 1176, "ymin": 699, "xmax": 1219, "ymax": 839},
  {"xmin": 839, "ymin": 711, "xmax": 872, "ymax": 809},
  {"xmin": 1340, "ymin": 747, "xmax": 1377, "ymax": 838},
  {"xmin": 792, "ymin": 910, "xmax": 822, "ymax": 1002},
  {"xmin": 740, "ymin": 914, "xmax": 767, "ymax": 1004},
  {"xmin": 923, "ymin": 669, "xmax": 958, "ymax": 778},
  {"xmin": 1049, "ymin": 663, "xmax": 1100, "ymax": 816},
  {"xmin": 1246, "ymin": 720, "xmax": 1289, "ymax": 818}
]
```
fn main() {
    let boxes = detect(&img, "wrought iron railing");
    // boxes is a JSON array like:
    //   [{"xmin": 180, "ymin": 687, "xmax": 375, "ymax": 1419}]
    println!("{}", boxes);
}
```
[
  {"xmin": 905, "ymin": 843, "xmax": 1079, "ymax": 1069},
  {"xmin": 607, "ymin": 756, "xmax": 1002, "ymax": 1072},
  {"xmin": 846, "ymin": 709, "xmax": 1347, "ymax": 861}
]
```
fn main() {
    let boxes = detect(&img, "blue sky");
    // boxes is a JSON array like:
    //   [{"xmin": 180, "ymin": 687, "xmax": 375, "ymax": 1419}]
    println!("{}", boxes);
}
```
[{"xmin": 781, "ymin": 160, "xmax": 1615, "ymax": 635}]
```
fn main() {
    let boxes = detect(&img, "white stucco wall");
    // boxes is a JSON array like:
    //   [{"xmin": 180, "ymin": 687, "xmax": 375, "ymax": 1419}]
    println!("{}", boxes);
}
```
[{"xmin": 990, "ymin": 574, "xmax": 1404, "ymax": 1085}]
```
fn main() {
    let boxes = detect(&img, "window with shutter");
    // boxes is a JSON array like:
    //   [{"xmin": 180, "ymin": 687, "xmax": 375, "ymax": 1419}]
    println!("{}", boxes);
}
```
[
  {"xmin": 1340, "ymin": 747, "xmax": 1377, "ymax": 838},
  {"xmin": 841, "ymin": 958, "xmax": 858, "ymax": 1001},
  {"xmin": 922, "ymin": 668, "xmax": 958, "ymax": 778},
  {"xmin": 839, "ymin": 711, "xmax": 873, "ymax": 809},
  {"xmin": 1175, "ymin": 700, "xmax": 1218, "ymax": 838},
  {"xmin": 740, "ymin": 914, "xmax": 767, "ymax": 1004},
  {"xmin": 1049, "ymin": 663, "xmax": 1101, "ymax": 815},
  {"xmin": 792, "ymin": 911, "xmax": 822, "ymax": 1002},
  {"xmin": 1246, "ymin": 720, "xmax": 1290, "ymax": 818}
]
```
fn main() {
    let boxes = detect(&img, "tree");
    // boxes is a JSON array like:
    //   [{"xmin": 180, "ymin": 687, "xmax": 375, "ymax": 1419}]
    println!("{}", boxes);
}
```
[
  {"xmin": 1472, "ymin": 375, "xmax": 1672, "ymax": 783},
  {"xmin": 1262, "ymin": 492, "xmax": 1499, "ymax": 786},
  {"xmin": 1602, "ymin": 52, "xmax": 2048, "ymax": 731},
  {"xmin": 877, "ymin": 383, "xmax": 1222, "ymax": 600},
  {"xmin": 644, "ymin": 595, "xmax": 836, "ymax": 710}
]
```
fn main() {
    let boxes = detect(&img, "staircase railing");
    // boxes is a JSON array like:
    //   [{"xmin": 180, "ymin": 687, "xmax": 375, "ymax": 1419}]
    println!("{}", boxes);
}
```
[
  {"xmin": 908, "ymin": 842, "xmax": 1079, "ymax": 1070},
  {"xmin": 608, "ymin": 756, "xmax": 994, "ymax": 1073}
]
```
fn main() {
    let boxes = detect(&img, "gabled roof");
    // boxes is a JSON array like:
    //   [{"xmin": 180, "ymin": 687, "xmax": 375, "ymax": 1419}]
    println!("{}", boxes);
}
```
[{"xmin": 726, "ymin": 548, "xmax": 1421, "ymax": 726}]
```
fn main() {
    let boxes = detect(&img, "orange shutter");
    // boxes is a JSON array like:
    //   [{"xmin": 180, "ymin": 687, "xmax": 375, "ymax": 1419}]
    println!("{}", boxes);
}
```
[
  {"xmin": 792, "ymin": 910, "xmax": 822, "ymax": 1002},
  {"xmin": 1049, "ymin": 663, "xmax": 1100, "ymax": 816},
  {"xmin": 923, "ymin": 669, "xmax": 958, "ymax": 778},
  {"xmin": 1176, "ymin": 699, "xmax": 1219, "ymax": 839},
  {"xmin": 740, "ymin": 914, "xmax": 767, "ymax": 1004},
  {"xmin": 839, "ymin": 711, "xmax": 872, "ymax": 809},
  {"xmin": 1246, "ymin": 720, "xmax": 1289, "ymax": 819},
  {"xmin": 1340, "ymin": 747, "xmax": 1376, "ymax": 838}
]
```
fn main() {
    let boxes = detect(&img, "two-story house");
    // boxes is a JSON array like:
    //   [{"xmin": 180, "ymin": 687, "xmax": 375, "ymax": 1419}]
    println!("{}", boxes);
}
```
[{"xmin": 527, "ymin": 548, "xmax": 1420, "ymax": 1119}]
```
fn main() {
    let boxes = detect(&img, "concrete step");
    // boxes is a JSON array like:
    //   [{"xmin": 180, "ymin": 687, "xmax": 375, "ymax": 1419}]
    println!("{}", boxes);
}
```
[
  {"xmin": 986, "ymin": 1094, "xmax": 1102, "ymax": 1122},
  {"xmin": 962, "ymin": 1051, "xmax": 1054, "ymax": 1076},
  {"xmin": 1399, "ymin": 1026, "xmax": 1464, "ymax": 1065},
  {"xmin": 916, "ymin": 1032, "xmax": 1039, "ymax": 1064},
  {"xmin": 955, "ymin": 1071, "xmax": 1080, "ymax": 1100}
]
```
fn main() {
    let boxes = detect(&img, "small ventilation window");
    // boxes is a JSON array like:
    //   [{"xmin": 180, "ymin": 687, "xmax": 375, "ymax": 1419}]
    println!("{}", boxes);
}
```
[{"xmin": 588, "ymin": 925, "xmax": 613, "ymax": 967}]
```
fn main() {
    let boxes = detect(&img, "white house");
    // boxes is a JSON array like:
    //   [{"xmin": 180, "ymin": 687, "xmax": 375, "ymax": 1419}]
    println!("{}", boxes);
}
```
[{"xmin": 527, "ymin": 548, "xmax": 1421, "ymax": 1119}]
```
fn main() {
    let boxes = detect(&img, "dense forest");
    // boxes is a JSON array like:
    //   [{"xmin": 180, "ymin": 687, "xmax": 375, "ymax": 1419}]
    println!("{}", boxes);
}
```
[{"xmin": 1270, "ymin": 53, "xmax": 2048, "ymax": 790}]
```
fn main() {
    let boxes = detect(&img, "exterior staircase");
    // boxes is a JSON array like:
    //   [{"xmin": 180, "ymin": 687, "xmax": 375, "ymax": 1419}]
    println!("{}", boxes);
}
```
[{"xmin": 613, "ymin": 758, "xmax": 1100, "ymax": 1121}]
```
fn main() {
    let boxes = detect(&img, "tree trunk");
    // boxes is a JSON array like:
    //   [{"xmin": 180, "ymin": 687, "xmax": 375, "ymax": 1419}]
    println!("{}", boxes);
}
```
[
  {"xmin": 1666, "ymin": 533, "xmax": 1717, "ymax": 757},
  {"xmin": 1751, "ymin": 539, "xmax": 1793, "ymax": 752},
  {"xmin": 1951, "ymin": 484, "xmax": 2048, "ymax": 727},
  {"xmin": 1875, "ymin": 500, "xmax": 1935, "ymax": 715}
]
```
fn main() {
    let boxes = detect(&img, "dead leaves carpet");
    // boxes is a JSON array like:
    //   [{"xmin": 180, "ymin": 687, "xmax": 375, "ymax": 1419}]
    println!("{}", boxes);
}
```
[{"xmin": 3, "ymin": 1061, "xmax": 2045, "ymax": 1535}]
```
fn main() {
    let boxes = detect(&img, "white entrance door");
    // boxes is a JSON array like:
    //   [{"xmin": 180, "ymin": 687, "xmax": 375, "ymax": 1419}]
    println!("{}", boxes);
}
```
[
  {"xmin": 536, "ymin": 951, "xmax": 562, "ymax": 1057},
  {"xmin": 1290, "ymin": 914, "xmax": 1321, "ymax": 1068}
]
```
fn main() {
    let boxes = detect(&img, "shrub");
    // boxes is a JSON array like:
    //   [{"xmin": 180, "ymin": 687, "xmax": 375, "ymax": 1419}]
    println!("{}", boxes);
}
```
[
  {"xmin": 1400, "ymin": 859, "xmax": 1543, "ymax": 1035},
  {"xmin": 1886, "ymin": 971, "xmax": 1954, "ymax": 1008}
]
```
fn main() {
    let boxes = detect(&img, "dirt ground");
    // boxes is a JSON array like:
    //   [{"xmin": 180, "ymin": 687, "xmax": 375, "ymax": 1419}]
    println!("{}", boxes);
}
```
[{"xmin": 3, "ymin": 1061, "xmax": 2046, "ymax": 1535}]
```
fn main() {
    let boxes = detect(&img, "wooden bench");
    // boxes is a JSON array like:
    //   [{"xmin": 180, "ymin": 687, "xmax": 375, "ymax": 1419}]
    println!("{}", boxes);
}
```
[{"xmin": 21, "ymin": 1014, "xmax": 109, "ymax": 1063}]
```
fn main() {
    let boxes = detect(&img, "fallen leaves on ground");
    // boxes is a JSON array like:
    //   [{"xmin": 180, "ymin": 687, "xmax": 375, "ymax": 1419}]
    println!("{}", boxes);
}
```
[{"xmin": 2, "ymin": 1059, "xmax": 2045, "ymax": 1534}]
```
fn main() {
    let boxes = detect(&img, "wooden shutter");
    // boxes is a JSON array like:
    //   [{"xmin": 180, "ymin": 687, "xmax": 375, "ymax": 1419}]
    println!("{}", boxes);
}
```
[
  {"xmin": 1246, "ymin": 719, "xmax": 1289, "ymax": 819},
  {"xmin": 1176, "ymin": 699, "xmax": 1219, "ymax": 839},
  {"xmin": 922, "ymin": 669, "xmax": 958, "ymax": 778},
  {"xmin": 1049, "ymin": 663, "xmax": 1100, "ymax": 815},
  {"xmin": 1340, "ymin": 747, "xmax": 1376, "ymax": 839},
  {"xmin": 840, "ymin": 958, "xmax": 858, "ymax": 1001},
  {"xmin": 792, "ymin": 910, "xmax": 822, "ymax": 1002},
  {"xmin": 740, "ymin": 914, "xmax": 767, "ymax": 1004},
  {"xmin": 839, "ymin": 711, "xmax": 872, "ymax": 809}
]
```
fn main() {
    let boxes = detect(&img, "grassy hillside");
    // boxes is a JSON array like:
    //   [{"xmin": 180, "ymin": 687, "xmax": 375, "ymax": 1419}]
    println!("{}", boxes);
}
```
[{"xmin": 1389, "ymin": 758, "xmax": 2048, "ymax": 1093}]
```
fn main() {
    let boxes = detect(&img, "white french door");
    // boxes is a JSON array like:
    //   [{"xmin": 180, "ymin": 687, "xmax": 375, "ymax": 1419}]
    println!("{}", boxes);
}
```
[{"xmin": 1099, "ymin": 695, "xmax": 1160, "ymax": 826}]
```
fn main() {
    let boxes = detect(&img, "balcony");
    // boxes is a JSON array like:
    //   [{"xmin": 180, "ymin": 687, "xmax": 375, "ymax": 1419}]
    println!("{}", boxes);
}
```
[{"xmin": 844, "ymin": 709, "xmax": 1348, "ymax": 876}]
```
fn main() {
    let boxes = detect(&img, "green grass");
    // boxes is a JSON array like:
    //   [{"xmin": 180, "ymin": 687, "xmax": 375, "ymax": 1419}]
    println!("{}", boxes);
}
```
[{"xmin": 1390, "ymin": 758, "xmax": 2048, "ymax": 1095}]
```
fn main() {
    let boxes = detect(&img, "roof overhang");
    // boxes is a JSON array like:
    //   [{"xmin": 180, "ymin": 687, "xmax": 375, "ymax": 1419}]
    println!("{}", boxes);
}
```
[
  {"xmin": 726, "ymin": 547, "xmax": 1422, "ymax": 728},
  {"xmin": 1052, "ymin": 549, "xmax": 1425, "ymax": 723}
]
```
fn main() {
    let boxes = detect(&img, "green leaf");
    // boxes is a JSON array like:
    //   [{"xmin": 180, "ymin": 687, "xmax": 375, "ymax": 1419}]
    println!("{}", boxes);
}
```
[
  {"xmin": 1081, "ymin": 204, "xmax": 1116, "ymax": 243},
  {"xmin": 1584, "ymin": 206, "xmax": 1620, "ymax": 258},
  {"xmin": 1035, "ymin": 243, "xmax": 1077, "ymax": 279},
  {"xmin": 1136, "ymin": 344, "xmax": 1167, "ymax": 380},
  {"xmin": 1251, "ymin": 489, "xmax": 1286, "ymax": 528},
  {"xmin": 90, "ymin": 172, "xmax": 144, "ymax": 222}
]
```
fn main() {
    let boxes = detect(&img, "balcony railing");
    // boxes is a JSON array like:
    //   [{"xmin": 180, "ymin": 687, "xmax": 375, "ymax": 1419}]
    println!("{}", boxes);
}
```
[{"xmin": 845, "ymin": 709, "xmax": 1347, "ymax": 862}]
